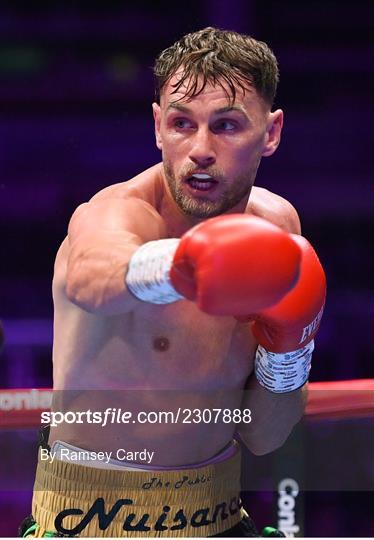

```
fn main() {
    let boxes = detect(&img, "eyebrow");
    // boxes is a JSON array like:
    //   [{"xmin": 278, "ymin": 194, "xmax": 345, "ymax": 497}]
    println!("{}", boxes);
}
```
[{"xmin": 166, "ymin": 102, "xmax": 248, "ymax": 117}]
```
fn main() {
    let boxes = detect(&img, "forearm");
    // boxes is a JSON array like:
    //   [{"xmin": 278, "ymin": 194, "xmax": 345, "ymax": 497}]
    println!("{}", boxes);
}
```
[{"xmin": 237, "ymin": 374, "xmax": 307, "ymax": 455}]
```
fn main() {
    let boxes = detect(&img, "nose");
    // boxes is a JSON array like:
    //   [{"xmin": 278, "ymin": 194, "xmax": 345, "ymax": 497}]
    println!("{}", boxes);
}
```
[{"xmin": 188, "ymin": 127, "xmax": 216, "ymax": 168}]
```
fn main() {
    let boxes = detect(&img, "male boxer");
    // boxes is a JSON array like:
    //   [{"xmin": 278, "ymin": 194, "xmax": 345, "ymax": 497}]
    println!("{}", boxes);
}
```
[{"xmin": 23, "ymin": 28, "xmax": 326, "ymax": 537}]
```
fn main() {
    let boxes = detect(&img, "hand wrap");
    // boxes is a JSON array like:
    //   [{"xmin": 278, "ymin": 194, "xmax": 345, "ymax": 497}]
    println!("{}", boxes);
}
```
[{"xmin": 126, "ymin": 239, "xmax": 184, "ymax": 304}]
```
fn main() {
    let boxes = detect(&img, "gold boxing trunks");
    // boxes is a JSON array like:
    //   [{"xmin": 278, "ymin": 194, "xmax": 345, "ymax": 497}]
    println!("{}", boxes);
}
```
[{"xmin": 31, "ymin": 442, "xmax": 245, "ymax": 537}]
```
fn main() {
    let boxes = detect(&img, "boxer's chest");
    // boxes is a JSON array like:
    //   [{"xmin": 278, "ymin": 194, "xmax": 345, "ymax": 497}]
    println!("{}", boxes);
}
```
[
  {"xmin": 102, "ymin": 300, "xmax": 257, "ymax": 390},
  {"xmin": 55, "ymin": 298, "xmax": 256, "ymax": 392}
]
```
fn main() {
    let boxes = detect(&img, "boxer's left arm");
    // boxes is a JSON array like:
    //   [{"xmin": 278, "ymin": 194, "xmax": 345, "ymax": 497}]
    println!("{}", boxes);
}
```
[
  {"xmin": 238, "ymin": 375, "xmax": 308, "ymax": 456},
  {"xmin": 238, "ymin": 195, "xmax": 326, "ymax": 455}
]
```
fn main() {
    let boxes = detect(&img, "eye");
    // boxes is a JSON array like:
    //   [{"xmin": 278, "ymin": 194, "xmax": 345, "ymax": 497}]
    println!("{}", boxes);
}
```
[
  {"xmin": 213, "ymin": 119, "xmax": 238, "ymax": 132},
  {"xmin": 173, "ymin": 118, "xmax": 193, "ymax": 129}
]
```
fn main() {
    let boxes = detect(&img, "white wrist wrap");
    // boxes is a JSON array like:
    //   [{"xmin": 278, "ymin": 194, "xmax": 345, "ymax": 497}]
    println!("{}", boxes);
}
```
[
  {"xmin": 126, "ymin": 239, "xmax": 184, "ymax": 304},
  {"xmin": 255, "ymin": 340, "xmax": 314, "ymax": 393}
]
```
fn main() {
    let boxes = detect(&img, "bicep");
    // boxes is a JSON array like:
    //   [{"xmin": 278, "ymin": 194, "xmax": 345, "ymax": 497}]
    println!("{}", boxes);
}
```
[
  {"xmin": 68, "ymin": 197, "xmax": 166, "ymax": 247},
  {"xmin": 61, "ymin": 197, "xmax": 166, "ymax": 314}
]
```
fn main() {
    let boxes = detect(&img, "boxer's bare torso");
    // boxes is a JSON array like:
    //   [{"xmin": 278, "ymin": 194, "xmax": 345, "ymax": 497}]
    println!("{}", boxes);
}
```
[{"xmin": 50, "ymin": 162, "xmax": 300, "ymax": 466}]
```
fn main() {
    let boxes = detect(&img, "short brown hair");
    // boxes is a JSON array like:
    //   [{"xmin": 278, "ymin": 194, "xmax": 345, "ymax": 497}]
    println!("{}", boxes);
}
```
[{"xmin": 154, "ymin": 27, "xmax": 279, "ymax": 107}]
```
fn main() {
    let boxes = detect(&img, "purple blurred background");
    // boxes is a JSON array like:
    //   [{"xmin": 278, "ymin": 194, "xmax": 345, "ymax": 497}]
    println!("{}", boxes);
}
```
[{"xmin": 1, "ymin": 0, "xmax": 373, "ymax": 536}]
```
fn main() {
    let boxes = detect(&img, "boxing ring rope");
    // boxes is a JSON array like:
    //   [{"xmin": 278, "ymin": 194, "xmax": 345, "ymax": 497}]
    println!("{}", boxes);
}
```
[{"xmin": 0, "ymin": 380, "xmax": 373, "ymax": 428}]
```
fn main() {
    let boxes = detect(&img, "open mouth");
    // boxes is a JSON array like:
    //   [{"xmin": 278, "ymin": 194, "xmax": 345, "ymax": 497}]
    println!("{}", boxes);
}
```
[{"xmin": 185, "ymin": 173, "xmax": 218, "ymax": 192}]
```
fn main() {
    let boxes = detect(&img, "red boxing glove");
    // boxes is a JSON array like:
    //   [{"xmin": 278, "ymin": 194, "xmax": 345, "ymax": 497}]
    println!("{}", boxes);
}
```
[
  {"xmin": 170, "ymin": 214, "xmax": 302, "ymax": 316},
  {"xmin": 251, "ymin": 234, "xmax": 326, "ymax": 353}
]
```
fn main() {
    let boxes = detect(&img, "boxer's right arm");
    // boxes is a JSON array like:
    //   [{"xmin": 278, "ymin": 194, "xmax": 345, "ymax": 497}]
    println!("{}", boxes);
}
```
[{"xmin": 65, "ymin": 197, "xmax": 166, "ymax": 315}]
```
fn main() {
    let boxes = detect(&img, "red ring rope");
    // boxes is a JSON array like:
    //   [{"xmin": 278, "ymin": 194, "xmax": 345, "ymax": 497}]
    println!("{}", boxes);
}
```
[{"xmin": 0, "ymin": 380, "xmax": 373, "ymax": 428}]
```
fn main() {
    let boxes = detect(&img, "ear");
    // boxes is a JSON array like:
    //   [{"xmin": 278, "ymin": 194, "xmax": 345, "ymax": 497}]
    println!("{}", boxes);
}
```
[
  {"xmin": 262, "ymin": 109, "xmax": 283, "ymax": 157},
  {"xmin": 152, "ymin": 102, "xmax": 163, "ymax": 150}
]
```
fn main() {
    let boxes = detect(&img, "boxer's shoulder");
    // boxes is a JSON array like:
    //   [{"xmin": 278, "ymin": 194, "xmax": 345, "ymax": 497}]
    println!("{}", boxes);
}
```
[
  {"xmin": 66, "ymin": 164, "xmax": 165, "ymax": 240},
  {"xmin": 247, "ymin": 187, "xmax": 301, "ymax": 234},
  {"xmin": 89, "ymin": 163, "xmax": 164, "ymax": 206}
]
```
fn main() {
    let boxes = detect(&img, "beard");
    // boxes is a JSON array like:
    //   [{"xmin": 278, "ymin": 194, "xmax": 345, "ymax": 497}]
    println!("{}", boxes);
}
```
[{"xmin": 163, "ymin": 159, "xmax": 259, "ymax": 219}]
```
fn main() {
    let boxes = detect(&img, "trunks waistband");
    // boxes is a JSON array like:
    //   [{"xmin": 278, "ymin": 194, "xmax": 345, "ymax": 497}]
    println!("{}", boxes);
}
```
[{"xmin": 32, "ymin": 441, "xmax": 244, "ymax": 537}]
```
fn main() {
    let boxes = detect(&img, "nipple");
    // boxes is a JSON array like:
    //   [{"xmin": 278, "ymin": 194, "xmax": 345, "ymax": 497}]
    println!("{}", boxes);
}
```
[{"xmin": 153, "ymin": 336, "xmax": 170, "ymax": 352}]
